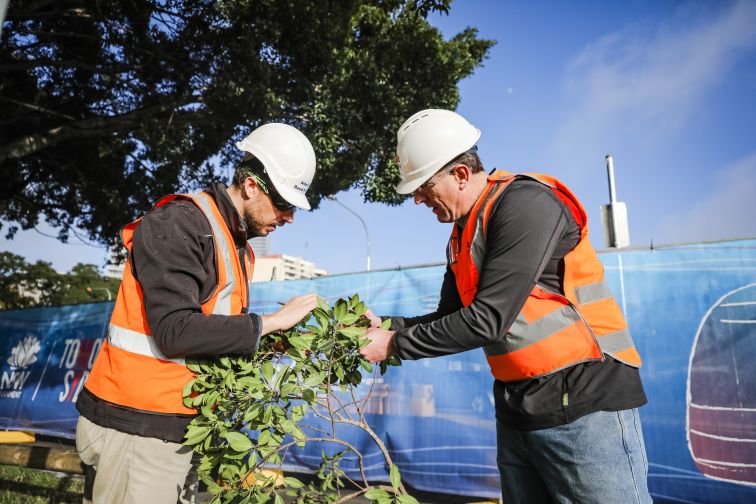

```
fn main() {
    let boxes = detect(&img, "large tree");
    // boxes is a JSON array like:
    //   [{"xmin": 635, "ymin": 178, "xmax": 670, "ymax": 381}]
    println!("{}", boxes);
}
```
[
  {"xmin": 0, "ymin": 0, "xmax": 493, "ymax": 246},
  {"xmin": 0, "ymin": 251, "xmax": 119, "ymax": 309}
]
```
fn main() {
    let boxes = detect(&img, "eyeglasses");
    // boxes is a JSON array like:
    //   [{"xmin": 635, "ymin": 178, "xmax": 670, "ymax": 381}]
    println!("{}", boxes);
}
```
[
  {"xmin": 251, "ymin": 172, "xmax": 295, "ymax": 212},
  {"xmin": 415, "ymin": 166, "xmax": 456, "ymax": 194}
]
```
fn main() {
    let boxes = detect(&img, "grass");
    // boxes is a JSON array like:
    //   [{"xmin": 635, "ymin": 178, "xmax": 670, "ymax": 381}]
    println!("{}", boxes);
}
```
[{"xmin": 0, "ymin": 465, "xmax": 84, "ymax": 504}]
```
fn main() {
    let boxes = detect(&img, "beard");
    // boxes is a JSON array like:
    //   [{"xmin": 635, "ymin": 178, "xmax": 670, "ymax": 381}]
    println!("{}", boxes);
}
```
[{"xmin": 243, "ymin": 206, "xmax": 269, "ymax": 237}]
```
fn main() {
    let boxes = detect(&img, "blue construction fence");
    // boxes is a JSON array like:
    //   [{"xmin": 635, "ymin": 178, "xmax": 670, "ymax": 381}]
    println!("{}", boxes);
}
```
[{"xmin": 0, "ymin": 238, "xmax": 755, "ymax": 502}]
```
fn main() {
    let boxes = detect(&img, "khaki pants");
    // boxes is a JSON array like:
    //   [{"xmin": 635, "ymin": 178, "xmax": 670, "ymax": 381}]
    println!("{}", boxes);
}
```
[{"xmin": 76, "ymin": 415, "xmax": 194, "ymax": 504}]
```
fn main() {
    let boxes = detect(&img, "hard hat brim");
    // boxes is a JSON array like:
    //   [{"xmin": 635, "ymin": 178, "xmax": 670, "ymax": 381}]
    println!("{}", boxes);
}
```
[{"xmin": 269, "ymin": 178, "xmax": 312, "ymax": 210}]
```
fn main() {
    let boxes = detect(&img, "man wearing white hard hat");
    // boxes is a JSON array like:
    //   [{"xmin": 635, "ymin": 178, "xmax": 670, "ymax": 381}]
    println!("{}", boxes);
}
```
[
  {"xmin": 76, "ymin": 123, "xmax": 319, "ymax": 504},
  {"xmin": 362, "ymin": 109, "xmax": 652, "ymax": 503}
]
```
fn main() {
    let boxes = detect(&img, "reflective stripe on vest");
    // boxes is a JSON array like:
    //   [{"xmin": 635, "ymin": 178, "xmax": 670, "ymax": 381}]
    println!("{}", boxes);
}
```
[
  {"xmin": 84, "ymin": 191, "xmax": 251, "ymax": 415},
  {"xmin": 108, "ymin": 323, "xmax": 186, "ymax": 365},
  {"xmin": 194, "ymin": 193, "xmax": 236, "ymax": 316},
  {"xmin": 483, "ymin": 305, "xmax": 583, "ymax": 356},
  {"xmin": 451, "ymin": 171, "xmax": 641, "ymax": 382}
]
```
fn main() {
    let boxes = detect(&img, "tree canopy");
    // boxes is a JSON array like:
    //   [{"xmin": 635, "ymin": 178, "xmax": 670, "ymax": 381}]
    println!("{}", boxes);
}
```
[
  {"xmin": 1, "ymin": 0, "xmax": 494, "ymax": 247},
  {"xmin": 0, "ymin": 251, "xmax": 119, "ymax": 309}
]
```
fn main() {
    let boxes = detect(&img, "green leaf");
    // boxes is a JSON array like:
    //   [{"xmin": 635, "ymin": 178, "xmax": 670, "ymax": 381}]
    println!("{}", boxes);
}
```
[
  {"xmin": 258, "ymin": 429, "xmax": 271, "ymax": 445},
  {"xmin": 261, "ymin": 361, "xmax": 275, "ymax": 381},
  {"xmin": 203, "ymin": 477, "xmax": 222, "ymax": 496},
  {"xmin": 318, "ymin": 339, "xmax": 335, "ymax": 352},
  {"xmin": 313, "ymin": 306, "xmax": 331, "ymax": 321},
  {"xmin": 316, "ymin": 296, "xmax": 331, "ymax": 312},
  {"xmin": 224, "ymin": 449, "xmax": 248, "ymax": 460},
  {"xmin": 280, "ymin": 419, "xmax": 295, "ymax": 434},
  {"xmin": 397, "ymin": 495, "xmax": 420, "ymax": 504},
  {"xmin": 237, "ymin": 376, "xmax": 263, "ymax": 389},
  {"xmin": 340, "ymin": 313, "xmax": 359, "ymax": 325},
  {"xmin": 272, "ymin": 365, "xmax": 289, "ymax": 389},
  {"xmin": 380, "ymin": 318, "xmax": 392, "ymax": 330},
  {"xmin": 263, "ymin": 407, "xmax": 273, "ymax": 424},
  {"xmin": 338, "ymin": 326, "xmax": 366, "ymax": 338},
  {"xmin": 292, "ymin": 426, "xmax": 306, "ymax": 442},
  {"xmin": 389, "ymin": 464, "xmax": 401, "ymax": 489},
  {"xmin": 333, "ymin": 301, "xmax": 347, "ymax": 322},
  {"xmin": 280, "ymin": 382, "xmax": 296, "ymax": 397},
  {"xmin": 186, "ymin": 360, "xmax": 202, "ymax": 373},
  {"xmin": 223, "ymin": 431, "xmax": 253, "ymax": 452},
  {"xmin": 304, "ymin": 371, "xmax": 326, "ymax": 387},
  {"xmin": 360, "ymin": 361, "xmax": 373, "ymax": 373},
  {"xmin": 183, "ymin": 425, "xmax": 211, "ymax": 446},
  {"xmin": 291, "ymin": 403, "xmax": 308, "ymax": 421},
  {"xmin": 314, "ymin": 311, "xmax": 330, "ymax": 331},
  {"xmin": 302, "ymin": 388, "xmax": 316, "ymax": 403},
  {"xmin": 334, "ymin": 365, "xmax": 345, "ymax": 382},
  {"xmin": 182, "ymin": 379, "xmax": 195, "ymax": 399},
  {"xmin": 304, "ymin": 324, "xmax": 321, "ymax": 335},
  {"xmin": 283, "ymin": 476, "xmax": 304, "ymax": 488},
  {"xmin": 364, "ymin": 488, "xmax": 390, "ymax": 500},
  {"xmin": 285, "ymin": 346, "xmax": 304, "ymax": 360},
  {"xmin": 200, "ymin": 402, "xmax": 217, "ymax": 420},
  {"xmin": 300, "ymin": 333, "xmax": 316, "ymax": 347},
  {"xmin": 288, "ymin": 336, "xmax": 307, "ymax": 349}
]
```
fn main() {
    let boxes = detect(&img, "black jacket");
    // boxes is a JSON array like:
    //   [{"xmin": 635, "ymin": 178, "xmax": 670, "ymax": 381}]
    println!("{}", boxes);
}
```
[
  {"xmin": 391, "ymin": 178, "xmax": 647, "ymax": 430},
  {"xmin": 77, "ymin": 183, "xmax": 262, "ymax": 442}
]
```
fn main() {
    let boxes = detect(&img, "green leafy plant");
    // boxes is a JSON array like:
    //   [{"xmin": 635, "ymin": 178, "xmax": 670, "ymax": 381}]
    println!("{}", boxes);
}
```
[{"xmin": 183, "ymin": 294, "xmax": 409, "ymax": 503}]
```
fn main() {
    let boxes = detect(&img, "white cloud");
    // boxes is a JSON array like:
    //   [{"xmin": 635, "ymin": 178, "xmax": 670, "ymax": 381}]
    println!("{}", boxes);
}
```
[
  {"xmin": 655, "ymin": 153, "xmax": 756, "ymax": 243},
  {"xmin": 551, "ymin": 0, "xmax": 756, "ymax": 168}
]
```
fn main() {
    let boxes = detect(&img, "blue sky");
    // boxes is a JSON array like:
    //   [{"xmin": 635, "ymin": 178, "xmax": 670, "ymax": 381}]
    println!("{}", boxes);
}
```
[{"xmin": 3, "ymin": 0, "xmax": 755, "ymax": 275}]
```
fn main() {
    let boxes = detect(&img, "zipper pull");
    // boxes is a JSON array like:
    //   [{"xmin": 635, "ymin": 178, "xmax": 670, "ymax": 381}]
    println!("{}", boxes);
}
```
[{"xmin": 562, "ymin": 392, "xmax": 569, "ymax": 407}]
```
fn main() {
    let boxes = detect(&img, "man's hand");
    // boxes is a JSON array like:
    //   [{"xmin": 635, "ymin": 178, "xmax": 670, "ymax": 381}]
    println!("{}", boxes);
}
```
[
  {"xmin": 364, "ymin": 308, "xmax": 382, "ymax": 328},
  {"xmin": 360, "ymin": 327, "xmax": 396, "ymax": 363},
  {"xmin": 261, "ymin": 293, "xmax": 318, "ymax": 335}
]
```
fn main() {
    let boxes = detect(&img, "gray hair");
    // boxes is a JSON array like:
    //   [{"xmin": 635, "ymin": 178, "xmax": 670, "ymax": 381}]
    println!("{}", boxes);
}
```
[{"xmin": 443, "ymin": 147, "xmax": 484, "ymax": 174}]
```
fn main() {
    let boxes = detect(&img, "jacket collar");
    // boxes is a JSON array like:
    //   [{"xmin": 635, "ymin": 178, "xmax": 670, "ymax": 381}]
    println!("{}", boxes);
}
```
[{"xmin": 205, "ymin": 183, "xmax": 249, "ymax": 247}]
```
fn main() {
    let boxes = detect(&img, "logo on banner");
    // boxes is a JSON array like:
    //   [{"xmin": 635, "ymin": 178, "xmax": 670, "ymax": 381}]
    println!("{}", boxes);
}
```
[
  {"xmin": 58, "ymin": 337, "xmax": 102, "ymax": 403},
  {"xmin": 0, "ymin": 335, "xmax": 41, "ymax": 399}
]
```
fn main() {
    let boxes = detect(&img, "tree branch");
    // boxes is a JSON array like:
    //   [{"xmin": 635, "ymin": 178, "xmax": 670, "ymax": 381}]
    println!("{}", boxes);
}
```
[
  {"xmin": 0, "ymin": 96, "xmax": 75, "ymax": 121},
  {"xmin": 0, "ymin": 102, "xmax": 180, "ymax": 162}
]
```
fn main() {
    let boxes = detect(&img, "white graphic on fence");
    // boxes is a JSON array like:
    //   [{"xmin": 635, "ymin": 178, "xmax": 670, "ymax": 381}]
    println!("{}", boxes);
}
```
[{"xmin": 1, "ymin": 336, "xmax": 41, "ymax": 398}]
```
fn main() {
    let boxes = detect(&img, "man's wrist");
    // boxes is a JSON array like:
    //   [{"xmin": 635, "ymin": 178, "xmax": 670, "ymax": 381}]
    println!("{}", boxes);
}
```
[{"xmin": 260, "ymin": 313, "xmax": 279, "ymax": 335}]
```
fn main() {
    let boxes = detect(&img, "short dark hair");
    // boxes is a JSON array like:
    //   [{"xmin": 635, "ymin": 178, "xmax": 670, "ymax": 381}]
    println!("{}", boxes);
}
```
[
  {"xmin": 232, "ymin": 155, "xmax": 265, "ymax": 188},
  {"xmin": 443, "ymin": 148, "xmax": 484, "ymax": 174}
]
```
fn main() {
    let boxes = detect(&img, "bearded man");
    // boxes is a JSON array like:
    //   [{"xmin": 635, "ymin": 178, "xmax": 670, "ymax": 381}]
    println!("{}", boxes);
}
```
[{"xmin": 76, "ymin": 123, "xmax": 319, "ymax": 504}]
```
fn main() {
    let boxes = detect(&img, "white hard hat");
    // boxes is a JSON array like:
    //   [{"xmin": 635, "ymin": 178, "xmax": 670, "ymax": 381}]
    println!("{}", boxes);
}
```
[
  {"xmin": 236, "ymin": 123, "xmax": 316, "ymax": 210},
  {"xmin": 395, "ymin": 109, "xmax": 481, "ymax": 194}
]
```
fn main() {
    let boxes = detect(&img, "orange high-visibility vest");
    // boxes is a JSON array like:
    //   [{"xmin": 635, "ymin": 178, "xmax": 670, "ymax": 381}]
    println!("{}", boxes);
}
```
[
  {"xmin": 84, "ymin": 192, "xmax": 254, "ymax": 415},
  {"xmin": 449, "ymin": 171, "xmax": 641, "ymax": 382}
]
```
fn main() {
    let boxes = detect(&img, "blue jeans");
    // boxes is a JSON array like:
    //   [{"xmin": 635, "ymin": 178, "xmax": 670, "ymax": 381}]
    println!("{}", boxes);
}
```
[{"xmin": 496, "ymin": 409, "xmax": 652, "ymax": 503}]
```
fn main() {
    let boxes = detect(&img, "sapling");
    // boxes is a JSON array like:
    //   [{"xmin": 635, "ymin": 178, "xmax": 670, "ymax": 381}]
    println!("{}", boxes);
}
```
[{"xmin": 183, "ymin": 294, "xmax": 411, "ymax": 504}]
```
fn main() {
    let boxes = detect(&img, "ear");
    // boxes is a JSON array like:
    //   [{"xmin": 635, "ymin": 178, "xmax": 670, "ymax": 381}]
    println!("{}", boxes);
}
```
[
  {"xmin": 242, "ymin": 176, "xmax": 261, "ymax": 199},
  {"xmin": 452, "ymin": 164, "xmax": 472, "ymax": 188}
]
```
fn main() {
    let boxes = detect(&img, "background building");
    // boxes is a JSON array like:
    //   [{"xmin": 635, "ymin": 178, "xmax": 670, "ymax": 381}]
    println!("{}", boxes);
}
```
[
  {"xmin": 104, "ymin": 237, "xmax": 326, "ymax": 283},
  {"xmin": 249, "ymin": 236, "xmax": 270, "ymax": 257},
  {"xmin": 252, "ymin": 254, "xmax": 328, "ymax": 283}
]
